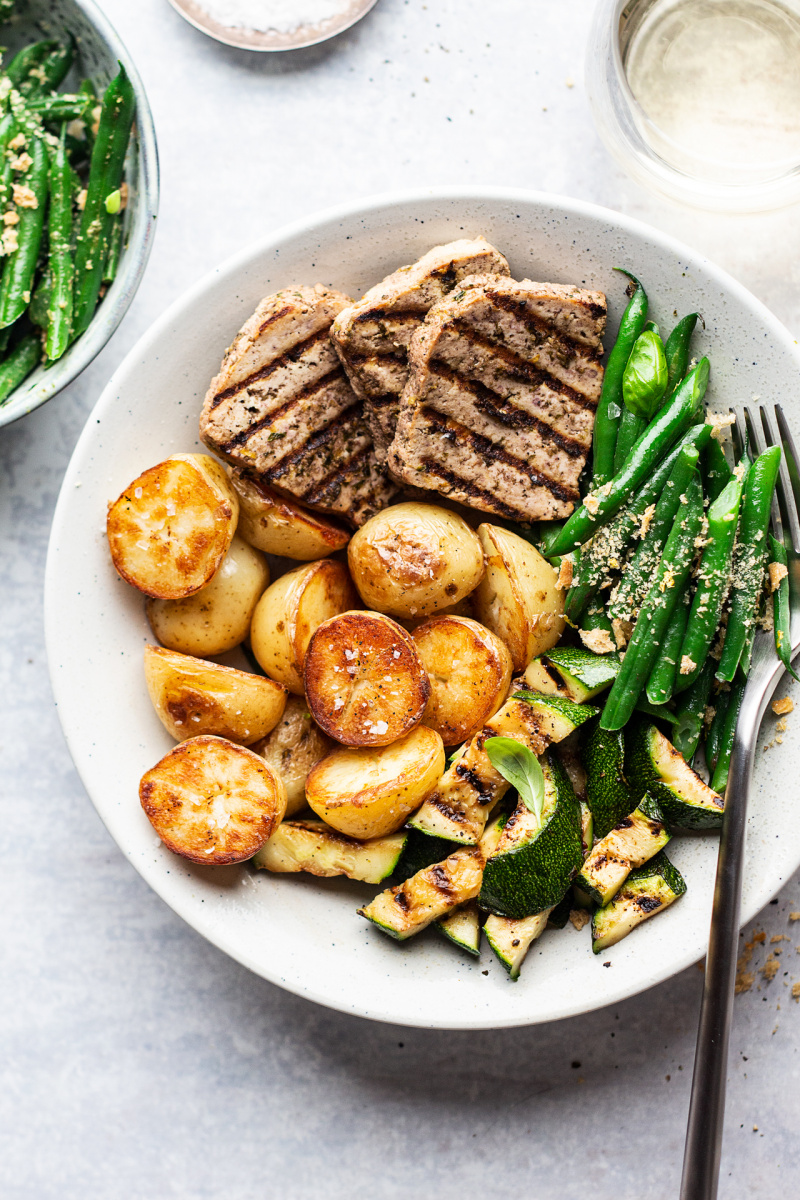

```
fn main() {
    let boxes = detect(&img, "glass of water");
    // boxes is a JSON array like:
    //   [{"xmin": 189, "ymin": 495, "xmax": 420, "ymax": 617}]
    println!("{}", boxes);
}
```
[{"xmin": 586, "ymin": 0, "xmax": 800, "ymax": 210}]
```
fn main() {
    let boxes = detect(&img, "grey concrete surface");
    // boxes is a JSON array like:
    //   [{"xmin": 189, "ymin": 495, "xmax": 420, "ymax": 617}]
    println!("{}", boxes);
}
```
[{"xmin": 2, "ymin": 1, "xmax": 800, "ymax": 1196}]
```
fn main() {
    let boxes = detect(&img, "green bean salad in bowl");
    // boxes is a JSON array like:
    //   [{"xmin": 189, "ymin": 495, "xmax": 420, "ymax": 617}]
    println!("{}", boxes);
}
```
[{"xmin": 0, "ymin": 0, "xmax": 157, "ymax": 428}]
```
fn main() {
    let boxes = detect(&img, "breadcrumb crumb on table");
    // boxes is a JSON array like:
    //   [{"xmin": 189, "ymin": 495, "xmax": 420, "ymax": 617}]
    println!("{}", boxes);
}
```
[
  {"xmin": 772, "ymin": 697, "xmax": 794, "ymax": 716},
  {"xmin": 792, "ymin": 982, "xmax": 800, "ymax": 1001}
]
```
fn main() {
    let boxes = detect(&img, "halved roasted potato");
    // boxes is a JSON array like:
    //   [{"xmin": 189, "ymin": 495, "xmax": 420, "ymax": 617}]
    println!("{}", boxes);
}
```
[
  {"xmin": 251, "ymin": 694, "xmax": 332, "ymax": 816},
  {"xmin": 305, "ymin": 725, "xmax": 445, "ymax": 838},
  {"xmin": 143, "ymin": 645, "xmax": 286, "ymax": 744},
  {"xmin": 304, "ymin": 610, "xmax": 430, "ymax": 746},
  {"xmin": 147, "ymin": 535, "xmax": 270, "ymax": 656},
  {"xmin": 140, "ymin": 734, "xmax": 287, "ymax": 864},
  {"xmin": 347, "ymin": 502, "xmax": 485, "ymax": 618},
  {"xmin": 107, "ymin": 454, "xmax": 238, "ymax": 599},
  {"xmin": 412, "ymin": 615, "xmax": 513, "ymax": 745},
  {"xmin": 472, "ymin": 524, "xmax": 565, "ymax": 671},
  {"xmin": 230, "ymin": 468, "xmax": 350, "ymax": 560},
  {"xmin": 250, "ymin": 559, "xmax": 358, "ymax": 694}
]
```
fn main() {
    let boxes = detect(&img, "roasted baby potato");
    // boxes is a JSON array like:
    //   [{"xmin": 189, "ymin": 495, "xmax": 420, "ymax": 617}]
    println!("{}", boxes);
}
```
[
  {"xmin": 147, "ymin": 535, "xmax": 270, "ymax": 656},
  {"xmin": 252, "ymin": 694, "xmax": 332, "ymax": 816},
  {"xmin": 230, "ymin": 468, "xmax": 350, "ymax": 560},
  {"xmin": 107, "ymin": 454, "xmax": 238, "ymax": 599},
  {"xmin": 347, "ymin": 502, "xmax": 485, "ymax": 618},
  {"xmin": 143, "ymin": 645, "xmax": 286, "ymax": 745},
  {"xmin": 472, "ymin": 524, "xmax": 565, "ymax": 671},
  {"xmin": 304, "ymin": 610, "xmax": 430, "ymax": 746},
  {"xmin": 305, "ymin": 725, "xmax": 445, "ymax": 838},
  {"xmin": 140, "ymin": 734, "xmax": 287, "ymax": 864},
  {"xmin": 412, "ymin": 615, "xmax": 512, "ymax": 745},
  {"xmin": 250, "ymin": 559, "xmax": 358, "ymax": 694}
]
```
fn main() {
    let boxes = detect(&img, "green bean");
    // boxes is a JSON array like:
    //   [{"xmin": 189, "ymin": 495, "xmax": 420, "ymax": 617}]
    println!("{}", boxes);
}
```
[
  {"xmin": 702, "ymin": 435, "xmax": 733, "ymax": 503},
  {"xmin": 600, "ymin": 472, "xmax": 705, "ymax": 731},
  {"xmin": 580, "ymin": 603, "xmax": 615, "ymax": 641},
  {"xmin": 103, "ymin": 213, "xmax": 123, "ymax": 283},
  {"xmin": 4, "ymin": 40, "xmax": 58, "ymax": 89},
  {"xmin": 769, "ymin": 533, "xmax": 798, "ymax": 681},
  {"xmin": 0, "ymin": 135, "xmax": 49, "ymax": 329},
  {"xmin": 609, "ymin": 440, "xmax": 705, "ymax": 621},
  {"xmin": 645, "ymin": 589, "xmax": 690, "ymax": 705},
  {"xmin": 0, "ymin": 331, "xmax": 39, "ymax": 403},
  {"xmin": 545, "ymin": 358, "xmax": 710, "ymax": 557},
  {"xmin": 704, "ymin": 687, "xmax": 731, "ymax": 774},
  {"xmin": 27, "ymin": 94, "xmax": 92, "ymax": 123},
  {"xmin": 664, "ymin": 313, "xmax": 699, "ymax": 396},
  {"xmin": 0, "ymin": 112, "xmax": 19, "ymax": 210},
  {"xmin": 613, "ymin": 327, "xmax": 669, "ymax": 473},
  {"xmin": 717, "ymin": 445, "xmax": 782, "ymax": 681},
  {"xmin": 29, "ymin": 266, "xmax": 51, "ymax": 327},
  {"xmin": 674, "ymin": 472, "xmax": 745, "ymax": 693},
  {"xmin": 710, "ymin": 677, "xmax": 746, "ymax": 793},
  {"xmin": 72, "ymin": 65, "xmax": 136, "ymax": 338},
  {"xmin": 592, "ymin": 270, "xmax": 648, "ymax": 488},
  {"xmin": 672, "ymin": 657, "xmax": 716, "ymax": 762},
  {"xmin": 45, "ymin": 126, "xmax": 74, "ymax": 361},
  {"xmin": 565, "ymin": 423, "xmax": 712, "ymax": 621},
  {"xmin": 15, "ymin": 39, "xmax": 75, "ymax": 99}
]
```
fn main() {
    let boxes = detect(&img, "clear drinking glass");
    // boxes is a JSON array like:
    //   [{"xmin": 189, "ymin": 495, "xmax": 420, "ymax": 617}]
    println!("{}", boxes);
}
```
[{"xmin": 586, "ymin": 0, "xmax": 800, "ymax": 211}]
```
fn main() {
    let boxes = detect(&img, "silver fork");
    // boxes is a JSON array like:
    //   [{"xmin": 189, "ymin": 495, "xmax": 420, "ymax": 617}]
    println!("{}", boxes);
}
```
[{"xmin": 680, "ymin": 404, "xmax": 800, "ymax": 1200}]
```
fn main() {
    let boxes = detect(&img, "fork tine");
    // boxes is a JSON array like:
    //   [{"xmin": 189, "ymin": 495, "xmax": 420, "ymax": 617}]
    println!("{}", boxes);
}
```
[
  {"xmin": 761, "ymin": 406, "xmax": 800, "ymax": 551},
  {"xmin": 729, "ymin": 405, "xmax": 747, "ymax": 462},
  {"xmin": 774, "ymin": 405, "xmax": 800, "ymax": 555},
  {"xmin": 755, "ymin": 406, "xmax": 786, "ymax": 544}
]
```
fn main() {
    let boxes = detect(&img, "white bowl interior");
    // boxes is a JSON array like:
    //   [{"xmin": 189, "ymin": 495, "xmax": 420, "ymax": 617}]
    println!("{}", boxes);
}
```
[{"xmin": 45, "ymin": 188, "xmax": 800, "ymax": 1028}]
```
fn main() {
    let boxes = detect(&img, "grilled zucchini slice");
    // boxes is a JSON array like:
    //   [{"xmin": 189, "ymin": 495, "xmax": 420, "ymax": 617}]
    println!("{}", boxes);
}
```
[
  {"xmin": 522, "ymin": 647, "xmax": 621, "ymax": 703},
  {"xmin": 626, "ymin": 721, "xmax": 724, "ymax": 829},
  {"xmin": 358, "ymin": 847, "xmax": 484, "ymax": 940},
  {"xmin": 484, "ymin": 910, "xmax": 550, "ymax": 980},
  {"xmin": 592, "ymin": 851, "xmax": 687, "ymax": 952},
  {"xmin": 575, "ymin": 793, "xmax": 669, "ymax": 907},
  {"xmin": 435, "ymin": 902, "xmax": 481, "ymax": 956},
  {"xmin": 252, "ymin": 820, "xmax": 406, "ymax": 884}
]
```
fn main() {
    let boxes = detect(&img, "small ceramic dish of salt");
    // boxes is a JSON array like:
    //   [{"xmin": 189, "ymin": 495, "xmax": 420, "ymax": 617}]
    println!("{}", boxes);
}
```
[{"xmin": 167, "ymin": 0, "xmax": 379, "ymax": 51}]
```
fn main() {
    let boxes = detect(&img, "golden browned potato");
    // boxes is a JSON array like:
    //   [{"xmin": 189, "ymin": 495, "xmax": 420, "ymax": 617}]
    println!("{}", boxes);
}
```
[
  {"xmin": 140, "ymin": 735, "xmax": 287, "ymax": 864},
  {"xmin": 472, "ymin": 524, "xmax": 565, "ymax": 671},
  {"xmin": 147, "ymin": 535, "xmax": 270, "ymax": 656},
  {"xmin": 347, "ymin": 502, "xmax": 485, "ymax": 619},
  {"xmin": 305, "ymin": 725, "xmax": 445, "ymax": 838},
  {"xmin": 252, "ymin": 694, "xmax": 332, "ymax": 816},
  {"xmin": 143, "ymin": 645, "xmax": 286, "ymax": 745},
  {"xmin": 304, "ymin": 610, "xmax": 430, "ymax": 746},
  {"xmin": 230, "ymin": 468, "xmax": 350, "ymax": 560},
  {"xmin": 411, "ymin": 615, "xmax": 513, "ymax": 745},
  {"xmin": 249, "ymin": 559, "xmax": 358, "ymax": 694},
  {"xmin": 107, "ymin": 454, "xmax": 238, "ymax": 599}
]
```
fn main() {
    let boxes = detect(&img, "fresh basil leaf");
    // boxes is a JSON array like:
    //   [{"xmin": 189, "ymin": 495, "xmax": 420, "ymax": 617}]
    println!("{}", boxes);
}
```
[
  {"xmin": 622, "ymin": 329, "xmax": 668, "ymax": 421},
  {"xmin": 484, "ymin": 737, "xmax": 545, "ymax": 825}
]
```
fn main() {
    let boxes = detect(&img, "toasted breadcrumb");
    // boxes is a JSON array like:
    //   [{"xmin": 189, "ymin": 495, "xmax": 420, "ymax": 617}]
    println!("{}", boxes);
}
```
[
  {"xmin": 761, "ymin": 954, "xmax": 780, "ymax": 982},
  {"xmin": 771, "ymin": 934, "xmax": 790, "ymax": 943},
  {"xmin": 8, "ymin": 132, "xmax": 26, "ymax": 151},
  {"xmin": 772, "ymin": 697, "xmax": 794, "ymax": 716},
  {"xmin": 611, "ymin": 618, "xmax": 633, "ymax": 650},
  {"xmin": 638, "ymin": 503, "xmax": 656, "ymax": 539},
  {"xmin": 769, "ymin": 560, "xmax": 789, "ymax": 592},
  {"xmin": 789, "ymin": 912, "xmax": 800, "ymax": 921},
  {"xmin": 569, "ymin": 909, "xmax": 590, "ymax": 931},
  {"xmin": 77, "ymin": 188, "xmax": 88, "ymax": 211},
  {"xmin": 680, "ymin": 655, "xmax": 696, "ymax": 676},
  {"xmin": 12, "ymin": 183, "xmax": 37, "ymax": 209},
  {"xmin": 579, "ymin": 627, "xmax": 616, "ymax": 655},
  {"xmin": 556, "ymin": 558, "xmax": 573, "ymax": 591},
  {"xmin": 735, "ymin": 929, "xmax": 766, "ymax": 993},
  {"xmin": 777, "ymin": 718, "xmax": 787, "ymax": 732},
  {"xmin": 2, "ymin": 210, "xmax": 18, "ymax": 226},
  {"xmin": 707, "ymin": 412, "xmax": 735, "ymax": 442},
  {"xmin": 584, "ymin": 493, "xmax": 600, "ymax": 516},
  {"xmin": 10, "ymin": 152, "xmax": 32, "ymax": 173},
  {"xmin": 1, "ymin": 227, "xmax": 18, "ymax": 255}
]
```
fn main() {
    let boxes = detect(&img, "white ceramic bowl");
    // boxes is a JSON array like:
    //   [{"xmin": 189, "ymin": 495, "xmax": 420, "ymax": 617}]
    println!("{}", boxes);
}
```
[
  {"xmin": 45, "ymin": 187, "xmax": 800, "ymax": 1029},
  {"xmin": 0, "ymin": 0, "xmax": 159, "ymax": 428}
]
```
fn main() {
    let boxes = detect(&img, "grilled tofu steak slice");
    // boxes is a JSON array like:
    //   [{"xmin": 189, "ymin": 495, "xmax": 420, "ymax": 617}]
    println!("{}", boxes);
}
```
[
  {"xmin": 330, "ymin": 239, "xmax": 510, "ymax": 457},
  {"xmin": 388, "ymin": 276, "xmax": 607, "ymax": 522},
  {"xmin": 199, "ymin": 284, "xmax": 397, "ymax": 526}
]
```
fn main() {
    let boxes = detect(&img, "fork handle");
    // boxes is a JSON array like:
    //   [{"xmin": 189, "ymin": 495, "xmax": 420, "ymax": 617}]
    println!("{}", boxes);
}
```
[{"xmin": 680, "ymin": 732, "xmax": 755, "ymax": 1200}]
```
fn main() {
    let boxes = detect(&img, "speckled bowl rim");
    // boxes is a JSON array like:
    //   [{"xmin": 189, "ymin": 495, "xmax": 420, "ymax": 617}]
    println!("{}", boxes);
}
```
[
  {"xmin": 0, "ymin": 0, "xmax": 159, "ymax": 429},
  {"xmin": 45, "ymin": 186, "xmax": 800, "ymax": 1028}
]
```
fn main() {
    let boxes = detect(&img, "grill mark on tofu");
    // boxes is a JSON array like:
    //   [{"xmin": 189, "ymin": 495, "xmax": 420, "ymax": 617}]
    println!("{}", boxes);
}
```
[
  {"xmin": 264, "ymin": 403, "xmax": 364, "ymax": 483},
  {"xmin": 486, "ymin": 290, "xmax": 604, "ymax": 365},
  {"xmin": 425, "ymin": 360, "xmax": 587, "ymax": 458},
  {"xmin": 210, "ymin": 326, "xmax": 332, "ymax": 408},
  {"xmin": 419, "ymin": 461, "xmax": 539, "ymax": 521},
  {"xmin": 443, "ymin": 322, "xmax": 599, "ymax": 413},
  {"xmin": 303, "ymin": 444, "xmax": 375, "ymax": 506},
  {"xmin": 351, "ymin": 308, "xmax": 422, "ymax": 328},
  {"xmin": 221, "ymin": 368, "xmax": 344, "ymax": 451},
  {"xmin": 414, "ymin": 406, "xmax": 579, "ymax": 503}
]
